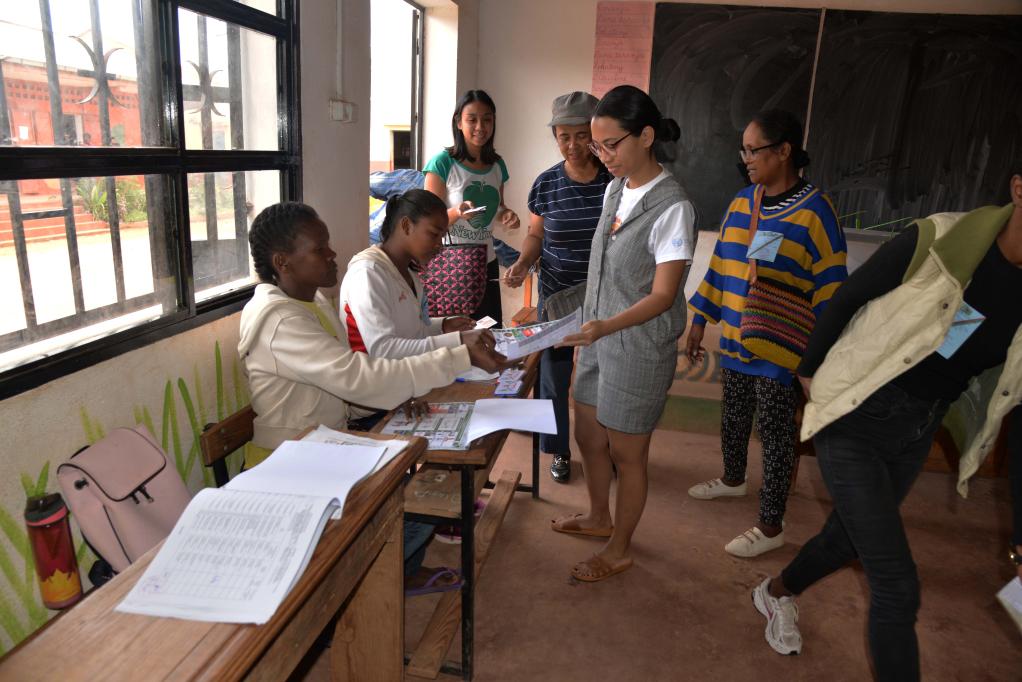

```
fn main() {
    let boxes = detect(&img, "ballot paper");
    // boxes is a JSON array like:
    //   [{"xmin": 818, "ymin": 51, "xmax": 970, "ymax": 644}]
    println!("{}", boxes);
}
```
[
  {"xmin": 381, "ymin": 399, "xmax": 557, "ymax": 450},
  {"xmin": 116, "ymin": 440, "xmax": 387, "ymax": 624},
  {"xmin": 382, "ymin": 402, "xmax": 475, "ymax": 449},
  {"xmin": 997, "ymin": 577, "xmax": 1022, "ymax": 634},
  {"xmin": 493, "ymin": 308, "xmax": 581, "ymax": 360}
]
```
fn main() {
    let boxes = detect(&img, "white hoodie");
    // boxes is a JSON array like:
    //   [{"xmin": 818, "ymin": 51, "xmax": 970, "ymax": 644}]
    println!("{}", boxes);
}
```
[
  {"xmin": 238, "ymin": 283, "xmax": 471, "ymax": 449},
  {"xmin": 340, "ymin": 245, "xmax": 462, "ymax": 358}
]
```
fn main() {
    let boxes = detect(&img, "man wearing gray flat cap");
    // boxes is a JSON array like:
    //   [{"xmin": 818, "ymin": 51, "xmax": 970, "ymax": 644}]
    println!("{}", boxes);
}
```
[{"xmin": 506, "ymin": 91, "xmax": 611, "ymax": 484}]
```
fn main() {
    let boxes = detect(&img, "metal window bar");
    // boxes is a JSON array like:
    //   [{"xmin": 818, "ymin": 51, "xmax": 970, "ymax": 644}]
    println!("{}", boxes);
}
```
[
  {"xmin": 38, "ymin": 0, "xmax": 85, "ymax": 315},
  {"xmin": 0, "ymin": 0, "xmax": 300, "ymax": 392},
  {"xmin": 0, "ymin": 0, "xmax": 166, "ymax": 353},
  {"xmin": 187, "ymin": 12, "xmax": 252, "ymax": 292}
]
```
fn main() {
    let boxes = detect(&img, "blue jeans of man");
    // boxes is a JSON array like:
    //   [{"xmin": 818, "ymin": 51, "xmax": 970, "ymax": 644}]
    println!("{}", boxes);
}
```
[
  {"xmin": 780, "ymin": 381, "xmax": 949, "ymax": 682},
  {"xmin": 538, "ymin": 289, "xmax": 575, "ymax": 456}
]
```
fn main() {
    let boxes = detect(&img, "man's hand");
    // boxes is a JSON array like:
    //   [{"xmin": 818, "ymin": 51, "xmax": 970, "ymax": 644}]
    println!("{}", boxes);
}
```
[
  {"xmin": 504, "ymin": 259, "xmax": 531, "ymax": 288},
  {"xmin": 498, "ymin": 207, "xmax": 521, "ymax": 230}
]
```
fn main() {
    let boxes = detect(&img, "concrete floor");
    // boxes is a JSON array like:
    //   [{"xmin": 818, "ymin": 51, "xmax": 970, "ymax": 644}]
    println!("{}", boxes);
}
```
[{"xmin": 295, "ymin": 427, "xmax": 1021, "ymax": 681}]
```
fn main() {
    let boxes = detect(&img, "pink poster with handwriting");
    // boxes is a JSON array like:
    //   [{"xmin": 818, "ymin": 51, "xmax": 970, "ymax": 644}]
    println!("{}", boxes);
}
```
[{"xmin": 591, "ymin": 1, "xmax": 655, "ymax": 98}]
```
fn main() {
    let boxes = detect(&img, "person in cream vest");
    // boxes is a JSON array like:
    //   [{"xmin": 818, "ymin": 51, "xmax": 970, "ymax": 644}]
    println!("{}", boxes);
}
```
[{"xmin": 750, "ymin": 174, "xmax": 1022, "ymax": 681}]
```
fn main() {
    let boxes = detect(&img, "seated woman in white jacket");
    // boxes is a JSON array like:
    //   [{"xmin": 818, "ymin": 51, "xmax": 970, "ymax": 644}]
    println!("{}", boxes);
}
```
[
  {"xmin": 340, "ymin": 189, "xmax": 479, "ymax": 361},
  {"xmin": 239, "ymin": 201, "xmax": 506, "ymax": 591}
]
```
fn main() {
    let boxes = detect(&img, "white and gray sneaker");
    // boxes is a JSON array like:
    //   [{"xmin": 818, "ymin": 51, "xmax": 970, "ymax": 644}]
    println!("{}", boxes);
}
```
[
  {"xmin": 687, "ymin": 478, "xmax": 747, "ymax": 499},
  {"xmin": 752, "ymin": 577, "xmax": 802, "ymax": 655}
]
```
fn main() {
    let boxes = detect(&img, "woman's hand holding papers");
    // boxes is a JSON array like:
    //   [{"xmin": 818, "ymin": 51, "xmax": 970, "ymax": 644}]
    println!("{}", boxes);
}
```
[{"xmin": 561, "ymin": 319, "xmax": 607, "ymax": 347}]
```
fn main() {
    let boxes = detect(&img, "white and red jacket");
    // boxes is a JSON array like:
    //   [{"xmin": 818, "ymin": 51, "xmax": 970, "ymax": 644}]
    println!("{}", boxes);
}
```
[{"xmin": 340, "ymin": 245, "xmax": 462, "ymax": 359}]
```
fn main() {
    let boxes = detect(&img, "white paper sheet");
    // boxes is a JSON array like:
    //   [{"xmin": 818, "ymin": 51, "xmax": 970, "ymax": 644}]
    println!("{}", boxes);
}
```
[
  {"xmin": 301, "ymin": 426, "xmax": 409, "ymax": 474},
  {"xmin": 465, "ymin": 399, "xmax": 556, "ymax": 443},
  {"xmin": 225, "ymin": 440, "xmax": 385, "ymax": 507},
  {"xmin": 116, "ymin": 488, "xmax": 335, "ymax": 624},
  {"xmin": 997, "ymin": 577, "xmax": 1022, "ymax": 634}
]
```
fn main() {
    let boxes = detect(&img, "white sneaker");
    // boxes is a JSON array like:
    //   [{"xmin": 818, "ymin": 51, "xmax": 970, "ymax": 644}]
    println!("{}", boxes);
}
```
[
  {"xmin": 687, "ymin": 478, "xmax": 747, "ymax": 499},
  {"xmin": 752, "ymin": 577, "xmax": 802, "ymax": 655},
  {"xmin": 725, "ymin": 526, "xmax": 784, "ymax": 557}
]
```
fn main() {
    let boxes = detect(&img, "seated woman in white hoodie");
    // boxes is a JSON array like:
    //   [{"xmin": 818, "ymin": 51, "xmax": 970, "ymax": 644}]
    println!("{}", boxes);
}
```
[
  {"xmin": 340, "ymin": 189, "xmax": 477, "ymax": 362},
  {"xmin": 239, "ymin": 201, "xmax": 506, "ymax": 591}
]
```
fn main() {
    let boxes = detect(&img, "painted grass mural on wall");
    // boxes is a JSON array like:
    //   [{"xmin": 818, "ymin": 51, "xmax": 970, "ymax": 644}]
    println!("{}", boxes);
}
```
[{"xmin": 0, "ymin": 341, "xmax": 248, "ymax": 653}]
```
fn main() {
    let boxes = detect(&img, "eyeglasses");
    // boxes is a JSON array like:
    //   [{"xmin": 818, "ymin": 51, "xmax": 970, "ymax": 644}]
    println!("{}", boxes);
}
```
[
  {"xmin": 739, "ymin": 142, "xmax": 781, "ymax": 162},
  {"xmin": 588, "ymin": 132, "xmax": 632, "ymax": 157}
]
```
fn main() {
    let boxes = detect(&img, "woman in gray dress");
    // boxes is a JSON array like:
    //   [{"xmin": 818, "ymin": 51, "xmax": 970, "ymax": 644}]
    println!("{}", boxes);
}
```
[{"xmin": 557, "ymin": 85, "xmax": 696, "ymax": 582}]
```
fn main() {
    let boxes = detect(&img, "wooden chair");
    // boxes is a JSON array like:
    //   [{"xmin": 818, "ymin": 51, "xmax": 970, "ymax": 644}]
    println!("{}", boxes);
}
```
[{"xmin": 199, "ymin": 405, "xmax": 255, "ymax": 487}]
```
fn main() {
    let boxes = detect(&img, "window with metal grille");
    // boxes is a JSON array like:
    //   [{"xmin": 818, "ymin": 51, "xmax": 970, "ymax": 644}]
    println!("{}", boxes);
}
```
[{"xmin": 0, "ymin": 0, "xmax": 299, "ymax": 398}]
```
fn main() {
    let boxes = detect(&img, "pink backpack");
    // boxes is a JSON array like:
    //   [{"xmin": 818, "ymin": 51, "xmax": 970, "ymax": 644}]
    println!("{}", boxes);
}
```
[{"xmin": 57, "ymin": 425, "xmax": 191, "ymax": 573}]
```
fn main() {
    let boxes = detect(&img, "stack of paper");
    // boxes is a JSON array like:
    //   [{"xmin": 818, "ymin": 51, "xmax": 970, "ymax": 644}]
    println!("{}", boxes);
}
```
[{"xmin": 116, "ymin": 438, "xmax": 406, "ymax": 624}]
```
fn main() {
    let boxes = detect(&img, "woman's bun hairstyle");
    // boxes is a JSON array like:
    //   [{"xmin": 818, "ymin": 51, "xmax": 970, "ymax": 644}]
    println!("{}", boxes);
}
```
[
  {"xmin": 657, "ymin": 118, "xmax": 681, "ymax": 143},
  {"xmin": 594, "ymin": 85, "xmax": 679, "ymax": 161}
]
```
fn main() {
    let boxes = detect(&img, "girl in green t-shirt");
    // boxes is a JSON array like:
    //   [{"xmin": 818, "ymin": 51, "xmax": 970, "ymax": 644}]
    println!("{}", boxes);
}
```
[{"xmin": 423, "ymin": 89, "xmax": 521, "ymax": 322}]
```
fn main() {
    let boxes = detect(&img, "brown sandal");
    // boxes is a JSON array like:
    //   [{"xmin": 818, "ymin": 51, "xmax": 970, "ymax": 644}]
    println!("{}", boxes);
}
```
[
  {"xmin": 571, "ymin": 554, "xmax": 633, "ymax": 582},
  {"xmin": 551, "ymin": 513, "xmax": 613, "ymax": 538}
]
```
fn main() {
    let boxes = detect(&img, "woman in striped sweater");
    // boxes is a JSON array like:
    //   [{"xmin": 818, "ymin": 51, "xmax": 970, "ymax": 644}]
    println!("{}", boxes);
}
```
[{"xmin": 686, "ymin": 110, "xmax": 848, "ymax": 557}]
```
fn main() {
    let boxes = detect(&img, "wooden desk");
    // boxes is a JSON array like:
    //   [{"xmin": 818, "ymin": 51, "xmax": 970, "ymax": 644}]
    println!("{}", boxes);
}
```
[
  {"xmin": 376, "ymin": 353, "xmax": 541, "ymax": 681},
  {"xmin": 0, "ymin": 432, "xmax": 427, "ymax": 682}
]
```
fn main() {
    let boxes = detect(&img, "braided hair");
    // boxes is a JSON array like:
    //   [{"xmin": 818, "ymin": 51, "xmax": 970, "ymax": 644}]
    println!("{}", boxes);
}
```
[
  {"xmin": 249, "ymin": 201, "xmax": 320, "ymax": 283},
  {"xmin": 379, "ymin": 189, "xmax": 448, "ymax": 243}
]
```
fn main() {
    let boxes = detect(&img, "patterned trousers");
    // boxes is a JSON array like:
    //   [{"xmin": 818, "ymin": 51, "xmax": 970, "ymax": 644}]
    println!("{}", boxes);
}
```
[{"xmin": 720, "ymin": 367, "xmax": 798, "ymax": 528}]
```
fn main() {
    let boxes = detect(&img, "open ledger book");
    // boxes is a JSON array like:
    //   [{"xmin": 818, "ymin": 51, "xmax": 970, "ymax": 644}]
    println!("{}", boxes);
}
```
[{"xmin": 116, "ymin": 429, "xmax": 408, "ymax": 624}]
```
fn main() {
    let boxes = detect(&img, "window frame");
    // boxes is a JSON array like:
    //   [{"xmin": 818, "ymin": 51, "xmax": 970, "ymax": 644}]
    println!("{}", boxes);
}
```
[{"xmin": 0, "ymin": 0, "xmax": 301, "ymax": 400}]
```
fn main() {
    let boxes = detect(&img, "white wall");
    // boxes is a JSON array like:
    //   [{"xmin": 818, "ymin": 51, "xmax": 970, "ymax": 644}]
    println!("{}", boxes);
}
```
[{"xmin": 300, "ymin": 0, "xmax": 371, "ymax": 274}]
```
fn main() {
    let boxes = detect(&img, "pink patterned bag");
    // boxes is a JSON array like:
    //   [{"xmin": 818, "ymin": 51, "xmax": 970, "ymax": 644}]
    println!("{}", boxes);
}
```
[{"xmin": 420, "ymin": 241, "xmax": 488, "ymax": 317}]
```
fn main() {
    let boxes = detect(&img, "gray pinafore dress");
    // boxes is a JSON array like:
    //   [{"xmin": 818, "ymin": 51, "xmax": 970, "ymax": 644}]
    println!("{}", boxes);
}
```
[{"xmin": 572, "ymin": 174, "xmax": 691, "ymax": 433}]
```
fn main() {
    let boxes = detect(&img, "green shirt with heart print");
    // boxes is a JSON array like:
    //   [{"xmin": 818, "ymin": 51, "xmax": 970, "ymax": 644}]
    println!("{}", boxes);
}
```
[{"xmin": 423, "ymin": 149, "xmax": 509, "ymax": 263}]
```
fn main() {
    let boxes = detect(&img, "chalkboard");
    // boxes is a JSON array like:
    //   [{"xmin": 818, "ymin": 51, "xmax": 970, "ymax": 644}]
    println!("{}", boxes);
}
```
[
  {"xmin": 649, "ymin": 4, "xmax": 819, "ymax": 231},
  {"xmin": 807, "ymin": 11, "xmax": 1022, "ymax": 231},
  {"xmin": 649, "ymin": 4, "xmax": 1022, "ymax": 232}
]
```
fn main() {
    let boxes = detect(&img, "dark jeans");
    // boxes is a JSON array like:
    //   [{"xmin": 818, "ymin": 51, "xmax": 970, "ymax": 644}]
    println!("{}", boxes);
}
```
[
  {"xmin": 404, "ymin": 520, "xmax": 435, "ymax": 577},
  {"xmin": 538, "ymin": 288, "xmax": 575, "ymax": 456},
  {"xmin": 781, "ymin": 381, "xmax": 949, "ymax": 682},
  {"xmin": 1010, "ymin": 406, "xmax": 1022, "ymax": 547}
]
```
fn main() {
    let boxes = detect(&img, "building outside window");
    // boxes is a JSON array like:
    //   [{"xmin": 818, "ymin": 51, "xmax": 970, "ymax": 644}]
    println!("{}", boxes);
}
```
[{"xmin": 0, "ymin": 0, "xmax": 300, "ymax": 397}]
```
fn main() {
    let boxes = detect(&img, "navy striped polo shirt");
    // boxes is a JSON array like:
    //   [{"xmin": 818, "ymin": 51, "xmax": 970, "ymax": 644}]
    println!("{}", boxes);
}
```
[{"xmin": 527, "ymin": 161, "xmax": 612, "ymax": 297}]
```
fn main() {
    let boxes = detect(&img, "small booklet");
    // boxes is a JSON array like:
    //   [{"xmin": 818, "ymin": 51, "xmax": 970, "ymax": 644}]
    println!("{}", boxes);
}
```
[{"xmin": 116, "ymin": 440, "xmax": 388, "ymax": 624}]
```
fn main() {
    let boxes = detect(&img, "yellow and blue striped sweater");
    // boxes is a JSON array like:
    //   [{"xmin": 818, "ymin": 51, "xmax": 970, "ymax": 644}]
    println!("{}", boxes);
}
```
[{"xmin": 688, "ymin": 182, "xmax": 848, "ymax": 382}]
